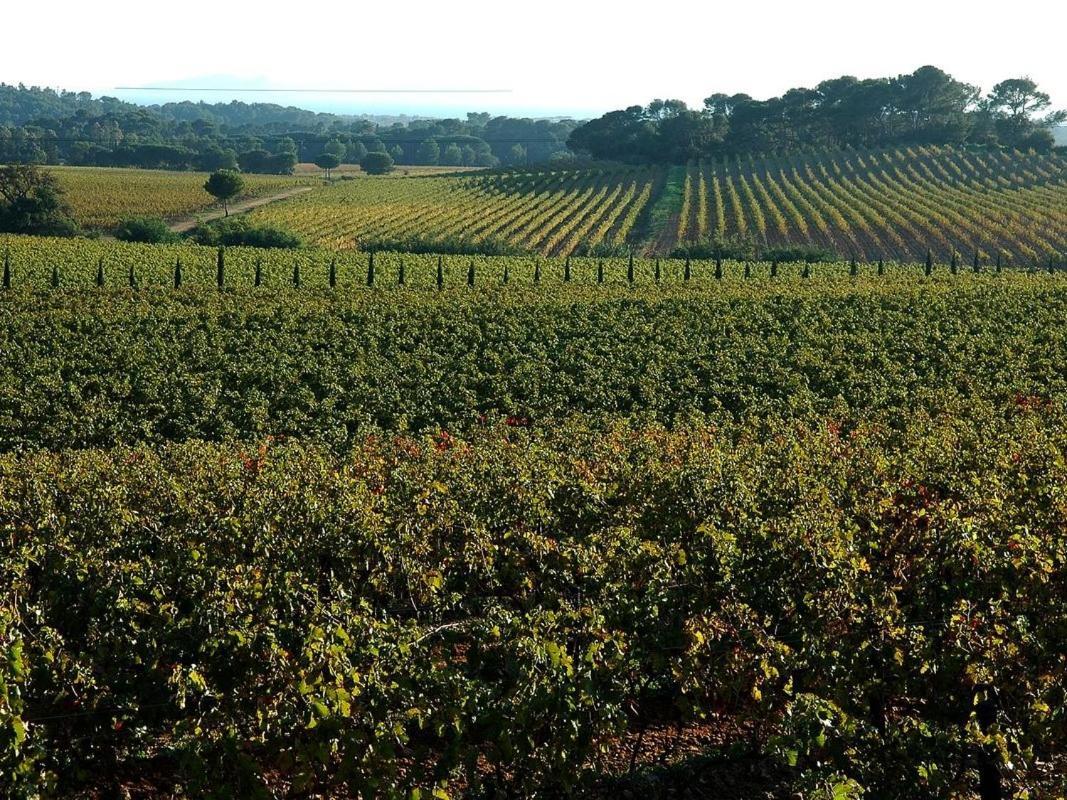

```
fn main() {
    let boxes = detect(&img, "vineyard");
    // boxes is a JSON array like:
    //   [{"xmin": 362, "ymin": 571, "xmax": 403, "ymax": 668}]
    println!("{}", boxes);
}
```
[
  {"xmin": 670, "ymin": 145, "xmax": 1067, "ymax": 261},
  {"xmin": 1, "ymin": 173, "xmax": 1067, "ymax": 798},
  {"xmin": 241, "ymin": 146, "xmax": 1067, "ymax": 261},
  {"xmin": 35, "ymin": 146, "xmax": 1067, "ymax": 262},
  {"xmin": 47, "ymin": 166, "xmax": 312, "ymax": 229},
  {"xmin": 249, "ymin": 164, "xmax": 665, "ymax": 254}
]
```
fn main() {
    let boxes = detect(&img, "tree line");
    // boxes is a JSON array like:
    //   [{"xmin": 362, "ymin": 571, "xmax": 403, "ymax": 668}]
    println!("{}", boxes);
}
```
[
  {"xmin": 0, "ymin": 84, "xmax": 579, "ymax": 173},
  {"xmin": 568, "ymin": 66, "xmax": 1066, "ymax": 163}
]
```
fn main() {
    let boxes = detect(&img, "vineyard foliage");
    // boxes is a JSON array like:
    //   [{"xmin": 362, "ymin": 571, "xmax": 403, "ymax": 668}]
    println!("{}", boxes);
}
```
[
  {"xmin": 1, "ymin": 411, "xmax": 1065, "ymax": 797},
  {"xmin": 1, "ymin": 264, "xmax": 1066, "ymax": 450},
  {"xmin": 46, "ymin": 166, "xmax": 312, "ymax": 229}
]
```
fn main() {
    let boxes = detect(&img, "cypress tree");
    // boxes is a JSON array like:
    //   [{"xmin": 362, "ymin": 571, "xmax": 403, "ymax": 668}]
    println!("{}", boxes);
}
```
[
  {"xmin": 96, "ymin": 258, "xmax": 105, "ymax": 287},
  {"xmin": 51, "ymin": 264, "xmax": 59, "ymax": 289},
  {"xmin": 216, "ymin": 247, "xmax": 225, "ymax": 289},
  {"xmin": 656, "ymin": 258, "xmax": 662, "ymax": 282},
  {"xmin": 877, "ymin": 259, "xmax": 884, "ymax": 276},
  {"xmin": 2, "ymin": 250, "xmax": 9, "ymax": 289},
  {"xmin": 714, "ymin": 257, "xmax": 722, "ymax": 281},
  {"xmin": 329, "ymin": 258, "xmax": 337, "ymax": 288},
  {"xmin": 367, "ymin": 252, "xmax": 376, "ymax": 287},
  {"xmin": 174, "ymin": 258, "xmax": 182, "ymax": 289},
  {"xmin": 627, "ymin": 251, "xmax": 634, "ymax": 283},
  {"xmin": 437, "ymin": 256, "xmax": 444, "ymax": 289},
  {"xmin": 802, "ymin": 262, "xmax": 811, "ymax": 279},
  {"xmin": 564, "ymin": 255, "xmax": 571, "ymax": 282},
  {"xmin": 503, "ymin": 262, "xmax": 510, "ymax": 285},
  {"xmin": 293, "ymin": 262, "xmax": 301, "ymax": 288},
  {"xmin": 850, "ymin": 257, "xmax": 859, "ymax": 277},
  {"xmin": 1048, "ymin": 254, "xmax": 1056, "ymax": 274},
  {"xmin": 744, "ymin": 261, "xmax": 751, "ymax": 279},
  {"xmin": 973, "ymin": 251, "xmax": 980, "ymax": 273},
  {"xmin": 684, "ymin": 257, "xmax": 691, "ymax": 282},
  {"xmin": 467, "ymin": 259, "xmax": 475, "ymax": 287},
  {"xmin": 925, "ymin": 249, "xmax": 933, "ymax": 276},
  {"xmin": 255, "ymin": 259, "xmax": 263, "ymax": 287},
  {"xmin": 534, "ymin": 259, "xmax": 542, "ymax": 283},
  {"xmin": 950, "ymin": 250, "xmax": 958, "ymax": 274},
  {"xmin": 996, "ymin": 251, "xmax": 1002, "ymax": 273},
  {"xmin": 398, "ymin": 259, "xmax": 406, "ymax": 286},
  {"xmin": 128, "ymin": 264, "xmax": 137, "ymax": 289},
  {"xmin": 597, "ymin": 260, "xmax": 604, "ymax": 284},
  {"xmin": 770, "ymin": 259, "xmax": 778, "ymax": 278}
]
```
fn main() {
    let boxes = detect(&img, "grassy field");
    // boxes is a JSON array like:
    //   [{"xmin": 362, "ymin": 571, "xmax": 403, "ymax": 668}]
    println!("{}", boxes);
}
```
[{"xmin": 47, "ymin": 166, "xmax": 314, "ymax": 230}]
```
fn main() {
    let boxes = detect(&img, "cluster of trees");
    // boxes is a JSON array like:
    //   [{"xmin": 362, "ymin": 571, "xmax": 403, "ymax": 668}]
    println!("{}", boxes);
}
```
[
  {"xmin": 0, "ymin": 84, "xmax": 579, "ymax": 173},
  {"xmin": 0, "ymin": 164, "xmax": 78, "ymax": 235},
  {"xmin": 569, "ymin": 67, "xmax": 1066, "ymax": 163}
]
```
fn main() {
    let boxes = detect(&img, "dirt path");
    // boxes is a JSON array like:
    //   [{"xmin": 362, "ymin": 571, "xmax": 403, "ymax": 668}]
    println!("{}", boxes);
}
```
[{"xmin": 168, "ymin": 186, "xmax": 314, "ymax": 233}]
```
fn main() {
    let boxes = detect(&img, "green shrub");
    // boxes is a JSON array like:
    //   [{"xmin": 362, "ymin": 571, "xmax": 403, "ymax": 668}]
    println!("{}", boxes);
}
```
[
  {"xmin": 113, "ymin": 215, "xmax": 178, "ymax": 244},
  {"xmin": 191, "ymin": 217, "xmax": 302, "ymax": 249}
]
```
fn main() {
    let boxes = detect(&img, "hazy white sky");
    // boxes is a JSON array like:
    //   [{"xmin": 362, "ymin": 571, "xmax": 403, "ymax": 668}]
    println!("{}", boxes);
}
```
[{"xmin": 2, "ymin": 0, "xmax": 1064, "ymax": 118}]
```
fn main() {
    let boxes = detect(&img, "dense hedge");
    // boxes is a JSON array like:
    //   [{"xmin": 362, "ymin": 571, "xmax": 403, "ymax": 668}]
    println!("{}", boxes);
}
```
[
  {"xmin": 2, "ymin": 277, "xmax": 1066, "ymax": 451},
  {"xmin": 1, "ymin": 409, "xmax": 1064, "ymax": 797}
]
